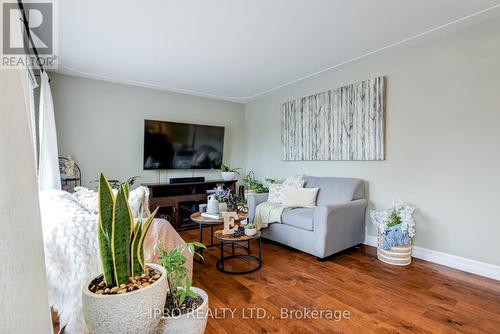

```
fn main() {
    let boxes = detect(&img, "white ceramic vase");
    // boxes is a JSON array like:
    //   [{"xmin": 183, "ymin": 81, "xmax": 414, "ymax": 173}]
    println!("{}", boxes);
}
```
[
  {"xmin": 160, "ymin": 287, "xmax": 209, "ymax": 334},
  {"xmin": 221, "ymin": 171, "xmax": 236, "ymax": 181},
  {"xmin": 82, "ymin": 263, "xmax": 168, "ymax": 334},
  {"xmin": 245, "ymin": 228, "xmax": 257, "ymax": 236}
]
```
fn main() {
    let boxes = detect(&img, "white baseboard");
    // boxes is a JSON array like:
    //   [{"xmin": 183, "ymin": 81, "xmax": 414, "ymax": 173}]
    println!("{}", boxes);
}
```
[{"xmin": 364, "ymin": 235, "xmax": 500, "ymax": 281}]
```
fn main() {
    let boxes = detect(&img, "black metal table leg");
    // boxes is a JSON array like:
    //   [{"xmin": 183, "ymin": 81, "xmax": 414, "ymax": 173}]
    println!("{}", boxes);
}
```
[
  {"xmin": 195, "ymin": 223, "xmax": 205, "ymax": 264},
  {"xmin": 210, "ymin": 225, "xmax": 214, "ymax": 245},
  {"xmin": 220, "ymin": 241, "xmax": 224, "ymax": 271},
  {"xmin": 216, "ymin": 237, "xmax": 262, "ymax": 275}
]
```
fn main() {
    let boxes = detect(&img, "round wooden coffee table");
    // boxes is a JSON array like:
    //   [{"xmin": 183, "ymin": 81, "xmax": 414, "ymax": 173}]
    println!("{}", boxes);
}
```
[
  {"xmin": 190, "ymin": 212, "xmax": 248, "ymax": 263},
  {"xmin": 213, "ymin": 230, "xmax": 262, "ymax": 275}
]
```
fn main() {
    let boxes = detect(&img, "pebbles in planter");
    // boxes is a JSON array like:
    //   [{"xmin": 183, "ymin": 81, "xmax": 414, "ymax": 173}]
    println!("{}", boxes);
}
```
[{"xmin": 89, "ymin": 267, "xmax": 162, "ymax": 295}]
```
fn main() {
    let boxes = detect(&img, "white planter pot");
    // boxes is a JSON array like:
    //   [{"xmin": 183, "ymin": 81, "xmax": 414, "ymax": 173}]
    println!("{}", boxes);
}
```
[
  {"xmin": 160, "ymin": 287, "xmax": 209, "ymax": 334},
  {"xmin": 218, "ymin": 202, "xmax": 228, "ymax": 212},
  {"xmin": 221, "ymin": 171, "xmax": 236, "ymax": 181},
  {"xmin": 245, "ymin": 228, "xmax": 256, "ymax": 236},
  {"xmin": 82, "ymin": 263, "xmax": 168, "ymax": 334}
]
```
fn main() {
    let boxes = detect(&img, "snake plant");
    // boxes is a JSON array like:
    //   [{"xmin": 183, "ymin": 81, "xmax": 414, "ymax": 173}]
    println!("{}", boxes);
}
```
[{"xmin": 98, "ymin": 174, "xmax": 158, "ymax": 287}]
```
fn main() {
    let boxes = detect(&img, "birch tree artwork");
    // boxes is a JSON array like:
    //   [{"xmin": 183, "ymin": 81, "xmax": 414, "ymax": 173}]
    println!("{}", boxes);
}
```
[{"xmin": 281, "ymin": 76, "xmax": 385, "ymax": 161}]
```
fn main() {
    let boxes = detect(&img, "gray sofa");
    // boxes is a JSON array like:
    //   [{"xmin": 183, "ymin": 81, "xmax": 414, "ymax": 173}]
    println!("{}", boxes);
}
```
[{"xmin": 247, "ymin": 176, "xmax": 367, "ymax": 259}]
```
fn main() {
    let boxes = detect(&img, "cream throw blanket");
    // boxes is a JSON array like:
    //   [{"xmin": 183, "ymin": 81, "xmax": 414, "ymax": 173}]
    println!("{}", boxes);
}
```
[{"xmin": 254, "ymin": 202, "xmax": 289, "ymax": 230}]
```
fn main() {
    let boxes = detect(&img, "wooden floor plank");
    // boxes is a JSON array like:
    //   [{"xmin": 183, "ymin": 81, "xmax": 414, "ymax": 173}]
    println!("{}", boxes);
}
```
[{"xmin": 182, "ymin": 229, "xmax": 500, "ymax": 334}]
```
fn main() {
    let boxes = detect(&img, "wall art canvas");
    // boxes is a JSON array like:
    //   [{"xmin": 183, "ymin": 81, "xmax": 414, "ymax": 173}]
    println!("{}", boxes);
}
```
[{"xmin": 281, "ymin": 76, "xmax": 385, "ymax": 161}]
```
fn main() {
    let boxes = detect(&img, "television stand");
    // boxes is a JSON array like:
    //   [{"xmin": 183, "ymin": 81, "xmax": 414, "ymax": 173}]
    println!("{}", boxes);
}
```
[{"xmin": 143, "ymin": 179, "xmax": 237, "ymax": 231}]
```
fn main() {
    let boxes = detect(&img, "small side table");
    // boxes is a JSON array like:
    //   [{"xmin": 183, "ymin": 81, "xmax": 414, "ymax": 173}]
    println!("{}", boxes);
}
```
[
  {"xmin": 190, "ymin": 212, "xmax": 248, "ymax": 264},
  {"xmin": 214, "ymin": 230, "xmax": 262, "ymax": 275}
]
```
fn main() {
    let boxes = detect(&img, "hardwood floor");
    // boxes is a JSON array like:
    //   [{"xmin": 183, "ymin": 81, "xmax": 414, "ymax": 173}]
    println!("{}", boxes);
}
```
[{"xmin": 180, "ymin": 229, "xmax": 500, "ymax": 334}]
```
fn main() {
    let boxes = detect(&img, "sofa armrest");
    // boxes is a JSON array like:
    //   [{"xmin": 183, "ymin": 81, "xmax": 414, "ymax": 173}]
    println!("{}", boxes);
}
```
[
  {"xmin": 246, "ymin": 193, "xmax": 269, "ymax": 223},
  {"xmin": 313, "ymin": 199, "xmax": 367, "ymax": 257}
]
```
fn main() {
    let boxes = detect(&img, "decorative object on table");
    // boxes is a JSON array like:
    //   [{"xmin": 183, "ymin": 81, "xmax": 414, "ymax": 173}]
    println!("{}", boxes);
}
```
[
  {"xmin": 157, "ymin": 242, "xmax": 208, "ymax": 334},
  {"xmin": 190, "ymin": 212, "xmax": 248, "ymax": 264},
  {"xmin": 82, "ymin": 174, "xmax": 167, "ymax": 334},
  {"xmin": 206, "ymin": 194, "xmax": 219, "ymax": 214},
  {"xmin": 212, "ymin": 187, "xmax": 246, "ymax": 212},
  {"xmin": 201, "ymin": 212, "xmax": 222, "ymax": 219},
  {"xmin": 222, "ymin": 211, "xmax": 240, "ymax": 235},
  {"xmin": 58, "ymin": 156, "xmax": 81, "ymax": 190},
  {"xmin": 220, "ymin": 163, "xmax": 241, "ymax": 181},
  {"xmin": 244, "ymin": 223, "xmax": 257, "ymax": 236},
  {"xmin": 198, "ymin": 203, "xmax": 207, "ymax": 213},
  {"xmin": 370, "ymin": 201, "xmax": 416, "ymax": 266},
  {"xmin": 214, "ymin": 230, "xmax": 262, "ymax": 274},
  {"xmin": 281, "ymin": 76, "xmax": 385, "ymax": 161}
]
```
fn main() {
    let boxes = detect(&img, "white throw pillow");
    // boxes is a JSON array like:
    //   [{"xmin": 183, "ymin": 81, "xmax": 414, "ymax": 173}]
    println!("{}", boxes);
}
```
[
  {"xmin": 283, "ymin": 175, "xmax": 306, "ymax": 188},
  {"xmin": 282, "ymin": 186, "xmax": 319, "ymax": 208},
  {"xmin": 268, "ymin": 183, "xmax": 286, "ymax": 204}
]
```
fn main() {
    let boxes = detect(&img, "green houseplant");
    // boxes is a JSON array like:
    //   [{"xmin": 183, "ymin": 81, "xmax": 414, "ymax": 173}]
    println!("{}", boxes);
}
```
[
  {"xmin": 244, "ymin": 223, "xmax": 257, "ymax": 236},
  {"xmin": 82, "ymin": 174, "xmax": 168, "ymax": 334},
  {"xmin": 157, "ymin": 242, "xmax": 209, "ymax": 334},
  {"xmin": 220, "ymin": 163, "xmax": 241, "ymax": 181},
  {"xmin": 243, "ymin": 171, "xmax": 269, "ymax": 194}
]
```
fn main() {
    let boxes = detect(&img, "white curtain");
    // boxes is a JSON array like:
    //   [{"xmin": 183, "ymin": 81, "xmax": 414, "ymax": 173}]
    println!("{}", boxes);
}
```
[
  {"xmin": 38, "ymin": 71, "xmax": 61, "ymax": 191},
  {"xmin": 24, "ymin": 67, "xmax": 38, "ymax": 165}
]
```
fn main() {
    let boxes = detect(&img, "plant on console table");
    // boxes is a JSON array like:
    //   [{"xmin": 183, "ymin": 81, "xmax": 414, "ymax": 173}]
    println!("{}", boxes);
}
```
[
  {"xmin": 82, "ymin": 174, "xmax": 166, "ymax": 334},
  {"xmin": 370, "ymin": 201, "xmax": 416, "ymax": 266},
  {"xmin": 158, "ymin": 242, "xmax": 209, "ymax": 334},
  {"xmin": 220, "ymin": 163, "xmax": 241, "ymax": 181}
]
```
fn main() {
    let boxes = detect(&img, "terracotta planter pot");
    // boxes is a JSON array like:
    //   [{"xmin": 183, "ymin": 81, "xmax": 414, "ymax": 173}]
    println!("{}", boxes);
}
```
[
  {"xmin": 160, "ymin": 287, "xmax": 209, "ymax": 334},
  {"xmin": 82, "ymin": 263, "xmax": 168, "ymax": 334}
]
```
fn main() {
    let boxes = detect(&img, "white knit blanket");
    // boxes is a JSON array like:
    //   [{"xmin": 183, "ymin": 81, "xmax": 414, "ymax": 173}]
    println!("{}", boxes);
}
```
[{"xmin": 40, "ymin": 189, "xmax": 99, "ymax": 334}]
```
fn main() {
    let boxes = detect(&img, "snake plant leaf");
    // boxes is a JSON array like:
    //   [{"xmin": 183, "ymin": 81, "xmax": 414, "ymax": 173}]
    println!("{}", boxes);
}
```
[
  {"xmin": 112, "ymin": 185, "xmax": 133, "ymax": 285},
  {"xmin": 123, "ymin": 182, "xmax": 130, "ymax": 198},
  {"xmin": 130, "ymin": 216, "xmax": 143, "ymax": 277},
  {"xmin": 97, "ymin": 174, "xmax": 115, "ymax": 286},
  {"xmin": 137, "ymin": 207, "xmax": 158, "ymax": 271}
]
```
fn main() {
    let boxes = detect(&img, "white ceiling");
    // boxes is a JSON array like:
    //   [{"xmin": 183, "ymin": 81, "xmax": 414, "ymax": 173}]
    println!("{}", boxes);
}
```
[{"xmin": 56, "ymin": 0, "xmax": 500, "ymax": 102}]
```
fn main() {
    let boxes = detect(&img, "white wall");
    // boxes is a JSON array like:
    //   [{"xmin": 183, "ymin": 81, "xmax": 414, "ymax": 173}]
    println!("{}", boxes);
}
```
[
  {"xmin": 244, "ymin": 17, "xmax": 500, "ymax": 266},
  {"xmin": 0, "ymin": 70, "xmax": 52, "ymax": 333},
  {"xmin": 51, "ymin": 73, "xmax": 245, "ymax": 187}
]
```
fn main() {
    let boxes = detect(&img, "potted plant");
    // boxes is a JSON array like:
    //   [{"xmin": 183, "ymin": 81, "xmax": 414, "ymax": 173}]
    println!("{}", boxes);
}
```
[
  {"xmin": 244, "ymin": 223, "xmax": 257, "ymax": 236},
  {"xmin": 243, "ymin": 171, "xmax": 269, "ymax": 196},
  {"xmin": 157, "ymin": 242, "xmax": 208, "ymax": 334},
  {"xmin": 370, "ymin": 201, "xmax": 416, "ymax": 266},
  {"xmin": 220, "ymin": 163, "xmax": 241, "ymax": 181},
  {"xmin": 82, "ymin": 174, "xmax": 167, "ymax": 334}
]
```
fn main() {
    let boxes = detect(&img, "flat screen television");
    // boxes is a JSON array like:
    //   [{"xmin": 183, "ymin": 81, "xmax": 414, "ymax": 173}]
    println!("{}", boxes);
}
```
[{"xmin": 143, "ymin": 119, "xmax": 225, "ymax": 170}]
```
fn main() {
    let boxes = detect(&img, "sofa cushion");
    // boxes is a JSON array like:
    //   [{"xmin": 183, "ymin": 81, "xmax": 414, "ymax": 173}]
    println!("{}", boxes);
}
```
[
  {"xmin": 303, "ymin": 177, "xmax": 365, "ymax": 205},
  {"xmin": 281, "ymin": 208, "xmax": 314, "ymax": 231}
]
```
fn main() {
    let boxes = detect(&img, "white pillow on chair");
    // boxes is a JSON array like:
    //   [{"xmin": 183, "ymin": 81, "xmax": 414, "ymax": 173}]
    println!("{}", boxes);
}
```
[
  {"xmin": 282, "ymin": 185, "xmax": 319, "ymax": 208},
  {"xmin": 267, "ymin": 183, "xmax": 286, "ymax": 204}
]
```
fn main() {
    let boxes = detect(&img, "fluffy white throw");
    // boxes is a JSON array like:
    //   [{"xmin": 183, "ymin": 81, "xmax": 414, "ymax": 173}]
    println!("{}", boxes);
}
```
[{"xmin": 39, "ymin": 189, "xmax": 99, "ymax": 334}]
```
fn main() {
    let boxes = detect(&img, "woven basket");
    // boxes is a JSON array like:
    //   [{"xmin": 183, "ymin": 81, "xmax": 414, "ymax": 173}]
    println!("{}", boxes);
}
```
[{"xmin": 377, "ymin": 235, "xmax": 412, "ymax": 266}]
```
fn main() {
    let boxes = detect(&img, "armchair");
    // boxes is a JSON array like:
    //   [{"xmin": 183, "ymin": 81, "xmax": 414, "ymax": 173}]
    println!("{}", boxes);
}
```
[{"xmin": 247, "ymin": 176, "xmax": 367, "ymax": 259}]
